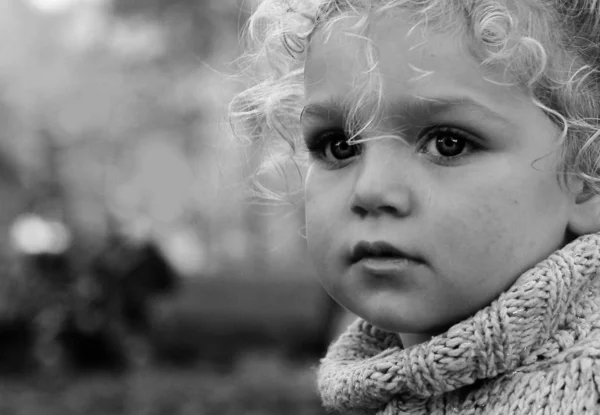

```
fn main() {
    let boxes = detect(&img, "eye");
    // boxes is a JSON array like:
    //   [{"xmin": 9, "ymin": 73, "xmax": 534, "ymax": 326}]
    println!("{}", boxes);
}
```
[
  {"xmin": 324, "ymin": 133, "xmax": 359, "ymax": 160},
  {"xmin": 306, "ymin": 129, "xmax": 361, "ymax": 163},
  {"xmin": 419, "ymin": 126, "xmax": 477, "ymax": 161}
]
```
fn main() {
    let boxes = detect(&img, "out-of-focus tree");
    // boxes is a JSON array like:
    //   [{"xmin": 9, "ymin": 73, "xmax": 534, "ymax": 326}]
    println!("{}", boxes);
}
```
[
  {"xmin": 0, "ymin": 0, "xmax": 308, "ymax": 280},
  {"xmin": 111, "ymin": 0, "xmax": 245, "ymax": 58}
]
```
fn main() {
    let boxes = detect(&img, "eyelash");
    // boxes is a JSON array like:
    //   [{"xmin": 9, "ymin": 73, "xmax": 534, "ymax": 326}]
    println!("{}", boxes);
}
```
[{"xmin": 304, "ymin": 125, "xmax": 480, "ymax": 167}]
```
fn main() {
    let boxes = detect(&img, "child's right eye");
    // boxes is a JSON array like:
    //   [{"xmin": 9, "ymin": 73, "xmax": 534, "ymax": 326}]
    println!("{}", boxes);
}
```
[{"xmin": 306, "ymin": 130, "xmax": 362, "ymax": 165}]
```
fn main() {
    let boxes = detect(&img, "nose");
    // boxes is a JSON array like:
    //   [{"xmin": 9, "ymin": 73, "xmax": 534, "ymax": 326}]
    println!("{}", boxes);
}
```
[{"xmin": 350, "ymin": 141, "xmax": 414, "ymax": 218}]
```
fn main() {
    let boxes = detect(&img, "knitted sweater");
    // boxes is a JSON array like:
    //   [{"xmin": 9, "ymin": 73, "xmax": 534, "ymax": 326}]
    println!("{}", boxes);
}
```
[{"xmin": 318, "ymin": 233, "xmax": 600, "ymax": 414}]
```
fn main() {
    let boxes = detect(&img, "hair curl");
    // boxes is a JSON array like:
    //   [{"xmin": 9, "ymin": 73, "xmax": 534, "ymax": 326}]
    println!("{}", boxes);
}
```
[{"xmin": 229, "ymin": 0, "xmax": 600, "ymax": 200}]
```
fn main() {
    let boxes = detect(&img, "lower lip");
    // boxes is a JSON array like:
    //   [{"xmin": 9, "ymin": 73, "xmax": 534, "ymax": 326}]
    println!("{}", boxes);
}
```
[{"xmin": 356, "ymin": 257, "xmax": 419, "ymax": 276}]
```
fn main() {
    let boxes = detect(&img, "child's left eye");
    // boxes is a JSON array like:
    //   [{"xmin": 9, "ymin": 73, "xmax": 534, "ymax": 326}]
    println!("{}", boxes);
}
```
[{"xmin": 418, "ymin": 126, "xmax": 477, "ymax": 162}]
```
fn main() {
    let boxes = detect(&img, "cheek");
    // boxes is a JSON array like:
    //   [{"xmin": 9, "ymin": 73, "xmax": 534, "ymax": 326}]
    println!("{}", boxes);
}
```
[
  {"xmin": 428, "ymin": 172, "xmax": 569, "ymax": 291},
  {"xmin": 304, "ymin": 166, "xmax": 349, "ymax": 225},
  {"xmin": 304, "ymin": 169, "xmax": 321, "ymax": 239},
  {"xmin": 428, "ymin": 184, "xmax": 530, "ymax": 285},
  {"xmin": 435, "ymin": 198, "xmax": 513, "ymax": 258},
  {"xmin": 304, "ymin": 171, "xmax": 338, "ymax": 263},
  {"xmin": 305, "ymin": 186, "xmax": 345, "ymax": 296}
]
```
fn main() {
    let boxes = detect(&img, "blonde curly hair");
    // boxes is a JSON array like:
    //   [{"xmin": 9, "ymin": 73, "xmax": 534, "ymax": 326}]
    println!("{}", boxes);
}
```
[{"xmin": 230, "ymin": 0, "xmax": 600, "ymax": 199}]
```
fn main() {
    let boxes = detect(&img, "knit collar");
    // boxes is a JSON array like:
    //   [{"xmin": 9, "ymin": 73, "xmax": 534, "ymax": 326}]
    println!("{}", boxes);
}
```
[{"xmin": 318, "ymin": 232, "xmax": 600, "ymax": 413}]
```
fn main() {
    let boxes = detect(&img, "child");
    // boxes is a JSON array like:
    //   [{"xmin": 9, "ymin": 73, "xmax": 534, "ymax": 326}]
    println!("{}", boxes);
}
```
[{"xmin": 230, "ymin": 0, "xmax": 600, "ymax": 413}]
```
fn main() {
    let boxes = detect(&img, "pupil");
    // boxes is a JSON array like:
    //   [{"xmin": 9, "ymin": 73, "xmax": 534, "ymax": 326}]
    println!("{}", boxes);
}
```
[
  {"xmin": 436, "ymin": 136, "xmax": 464, "ymax": 157},
  {"xmin": 332, "ymin": 139, "xmax": 354, "ymax": 159}
]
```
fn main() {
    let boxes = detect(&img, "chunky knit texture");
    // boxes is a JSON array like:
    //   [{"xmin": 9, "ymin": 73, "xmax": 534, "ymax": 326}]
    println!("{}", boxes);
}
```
[{"xmin": 318, "ymin": 233, "xmax": 600, "ymax": 414}]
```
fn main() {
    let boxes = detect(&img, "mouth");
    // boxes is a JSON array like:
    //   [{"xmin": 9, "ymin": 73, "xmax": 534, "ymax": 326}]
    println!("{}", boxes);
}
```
[{"xmin": 349, "ymin": 241, "xmax": 423, "ymax": 265}]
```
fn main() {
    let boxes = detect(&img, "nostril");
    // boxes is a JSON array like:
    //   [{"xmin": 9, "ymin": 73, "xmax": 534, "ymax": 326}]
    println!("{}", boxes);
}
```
[
  {"xmin": 350, "ymin": 204, "xmax": 400, "ymax": 218},
  {"xmin": 380, "ymin": 205, "xmax": 399, "ymax": 215},
  {"xmin": 350, "ymin": 205, "xmax": 369, "ymax": 218}
]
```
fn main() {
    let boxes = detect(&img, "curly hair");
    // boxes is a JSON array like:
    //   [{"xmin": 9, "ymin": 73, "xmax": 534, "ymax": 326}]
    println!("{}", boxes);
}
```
[{"xmin": 229, "ymin": 0, "xmax": 600, "ymax": 199}]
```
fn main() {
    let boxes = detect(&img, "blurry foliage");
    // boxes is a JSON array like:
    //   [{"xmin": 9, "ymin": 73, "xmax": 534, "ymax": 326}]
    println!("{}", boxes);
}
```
[
  {"xmin": 0, "ymin": 0, "xmax": 306, "ymax": 277},
  {"xmin": 0, "ymin": 0, "xmax": 321, "ymax": 374},
  {"xmin": 0, "ymin": 4, "xmax": 334, "ymax": 412},
  {"xmin": 110, "ymin": 0, "xmax": 246, "ymax": 57}
]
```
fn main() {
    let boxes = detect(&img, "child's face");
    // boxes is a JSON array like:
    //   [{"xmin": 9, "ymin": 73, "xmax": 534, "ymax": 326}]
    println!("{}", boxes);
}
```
[{"xmin": 302, "ymin": 13, "xmax": 578, "ymax": 335}]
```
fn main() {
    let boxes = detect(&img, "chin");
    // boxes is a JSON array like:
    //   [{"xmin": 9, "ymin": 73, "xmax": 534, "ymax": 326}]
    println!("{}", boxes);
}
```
[
  {"xmin": 361, "ymin": 313, "xmax": 408, "ymax": 333},
  {"xmin": 363, "ymin": 310, "xmax": 452, "ymax": 335}
]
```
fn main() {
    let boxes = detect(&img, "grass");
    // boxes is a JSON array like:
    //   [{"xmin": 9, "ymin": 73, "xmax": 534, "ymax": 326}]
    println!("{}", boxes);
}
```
[{"xmin": 0, "ymin": 351, "xmax": 330, "ymax": 415}]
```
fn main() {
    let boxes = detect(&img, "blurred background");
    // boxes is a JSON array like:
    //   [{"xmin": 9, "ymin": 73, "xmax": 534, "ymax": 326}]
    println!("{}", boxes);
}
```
[{"xmin": 0, "ymin": 1, "xmax": 351, "ymax": 414}]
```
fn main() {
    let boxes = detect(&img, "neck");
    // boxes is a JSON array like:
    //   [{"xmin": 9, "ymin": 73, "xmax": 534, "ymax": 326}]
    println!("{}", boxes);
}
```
[{"xmin": 398, "ymin": 332, "xmax": 435, "ymax": 349}]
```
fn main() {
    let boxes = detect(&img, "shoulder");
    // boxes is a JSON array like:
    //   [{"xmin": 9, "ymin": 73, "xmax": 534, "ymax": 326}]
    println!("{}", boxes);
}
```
[
  {"xmin": 487, "ymin": 341, "xmax": 600, "ymax": 413},
  {"xmin": 458, "ymin": 336, "xmax": 600, "ymax": 414}
]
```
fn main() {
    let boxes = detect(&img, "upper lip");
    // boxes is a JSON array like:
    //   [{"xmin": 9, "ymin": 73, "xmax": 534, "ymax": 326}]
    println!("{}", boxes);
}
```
[{"xmin": 349, "ymin": 241, "xmax": 422, "ymax": 264}]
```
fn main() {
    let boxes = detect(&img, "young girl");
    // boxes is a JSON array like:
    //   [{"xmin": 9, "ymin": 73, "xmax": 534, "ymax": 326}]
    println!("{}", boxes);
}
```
[{"xmin": 231, "ymin": 0, "xmax": 600, "ymax": 413}]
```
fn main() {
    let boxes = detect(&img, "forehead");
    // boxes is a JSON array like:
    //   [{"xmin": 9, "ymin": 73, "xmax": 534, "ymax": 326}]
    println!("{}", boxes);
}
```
[{"xmin": 303, "ymin": 12, "xmax": 530, "ymax": 120}]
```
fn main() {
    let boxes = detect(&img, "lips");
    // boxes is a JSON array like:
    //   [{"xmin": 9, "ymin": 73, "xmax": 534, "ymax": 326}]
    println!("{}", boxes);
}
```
[{"xmin": 349, "ymin": 241, "xmax": 423, "ymax": 265}]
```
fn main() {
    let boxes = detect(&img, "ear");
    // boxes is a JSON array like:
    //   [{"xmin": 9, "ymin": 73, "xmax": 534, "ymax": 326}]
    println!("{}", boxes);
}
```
[{"xmin": 568, "ymin": 182, "xmax": 600, "ymax": 236}]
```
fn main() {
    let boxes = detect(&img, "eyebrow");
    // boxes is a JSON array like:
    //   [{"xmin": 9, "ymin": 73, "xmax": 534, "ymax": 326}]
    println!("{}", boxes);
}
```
[
  {"xmin": 300, "ymin": 101, "xmax": 346, "ymax": 123},
  {"xmin": 301, "ymin": 95, "xmax": 514, "ymax": 128}
]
